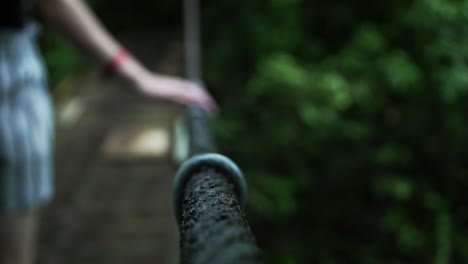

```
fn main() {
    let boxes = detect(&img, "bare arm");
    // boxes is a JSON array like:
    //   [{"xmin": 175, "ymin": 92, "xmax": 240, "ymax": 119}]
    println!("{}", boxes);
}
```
[{"xmin": 38, "ymin": 0, "xmax": 217, "ymax": 112}]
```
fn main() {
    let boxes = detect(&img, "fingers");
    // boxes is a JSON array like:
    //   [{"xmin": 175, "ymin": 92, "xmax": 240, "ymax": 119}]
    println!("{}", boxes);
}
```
[
  {"xmin": 188, "ymin": 85, "xmax": 219, "ymax": 114},
  {"xmin": 179, "ymin": 89, "xmax": 218, "ymax": 114},
  {"xmin": 136, "ymin": 74, "xmax": 219, "ymax": 114}
]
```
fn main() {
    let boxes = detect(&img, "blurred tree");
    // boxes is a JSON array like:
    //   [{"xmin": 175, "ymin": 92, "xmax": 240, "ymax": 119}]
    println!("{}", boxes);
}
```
[{"xmin": 203, "ymin": 0, "xmax": 468, "ymax": 263}]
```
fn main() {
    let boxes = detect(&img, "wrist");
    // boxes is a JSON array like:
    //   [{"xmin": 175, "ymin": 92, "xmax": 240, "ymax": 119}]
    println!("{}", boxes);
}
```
[
  {"xmin": 125, "ymin": 65, "xmax": 150, "ymax": 88},
  {"xmin": 102, "ymin": 48, "xmax": 129, "ymax": 77},
  {"xmin": 114, "ymin": 54, "xmax": 150, "ymax": 87}
]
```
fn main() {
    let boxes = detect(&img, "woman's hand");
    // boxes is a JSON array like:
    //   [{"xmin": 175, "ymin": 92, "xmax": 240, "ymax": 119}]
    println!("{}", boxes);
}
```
[
  {"xmin": 133, "ymin": 71, "xmax": 218, "ymax": 113},
  {"xmin": 38, "ymin": 0, "xmax": 218, "ymax": 113}
]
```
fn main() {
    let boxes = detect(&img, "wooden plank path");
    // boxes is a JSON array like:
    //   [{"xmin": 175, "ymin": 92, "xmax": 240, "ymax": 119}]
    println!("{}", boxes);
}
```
[{"xmin": 37, "ymin": 34, "xmax": 185, "ymax": 264}]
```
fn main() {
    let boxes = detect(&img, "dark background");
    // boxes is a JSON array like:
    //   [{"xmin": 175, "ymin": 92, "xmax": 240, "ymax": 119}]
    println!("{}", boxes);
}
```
[{"xmin": 40, "ymin": 0, "xmax": 468, "ymax": 263}]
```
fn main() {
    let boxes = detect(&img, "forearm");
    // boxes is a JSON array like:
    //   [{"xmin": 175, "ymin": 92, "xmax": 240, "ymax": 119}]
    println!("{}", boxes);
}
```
[{"xmin": 38, "ymin": 0, "xmax": 148, "ymax": 84}]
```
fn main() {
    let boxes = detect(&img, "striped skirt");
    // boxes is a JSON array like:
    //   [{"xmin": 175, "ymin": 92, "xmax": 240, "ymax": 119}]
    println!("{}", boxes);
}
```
[{"xmin": 0, "ymin": 23, "xmax": 54, "ymax": 214}]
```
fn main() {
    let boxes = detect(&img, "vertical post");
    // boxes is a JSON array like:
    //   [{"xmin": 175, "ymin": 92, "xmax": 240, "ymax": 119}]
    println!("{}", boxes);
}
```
[
  {"xmin": 184, "ymin": 0, "xmax": 202, "ymax": 84},
  {"xmin": 183, "ymin": 0, "xmax": 215, "ymax": 155}
]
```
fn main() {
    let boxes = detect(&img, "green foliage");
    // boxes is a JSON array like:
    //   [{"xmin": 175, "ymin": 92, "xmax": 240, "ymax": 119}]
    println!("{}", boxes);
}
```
[
  {"xmin": 40, "ymin": 30, "xmax": 82, "ymax": 87},
  {"xmin": 204, "ymin": 0, "xmax": 468, "ymax": 263}
]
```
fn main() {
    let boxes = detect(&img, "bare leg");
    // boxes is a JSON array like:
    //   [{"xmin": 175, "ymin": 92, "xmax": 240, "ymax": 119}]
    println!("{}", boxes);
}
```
[{"xmin": 0, "ymin": 210, "xmax": 39, "ymax": 264}]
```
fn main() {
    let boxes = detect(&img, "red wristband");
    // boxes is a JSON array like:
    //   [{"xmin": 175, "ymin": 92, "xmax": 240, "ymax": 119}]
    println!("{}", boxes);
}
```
[{"xmin": 102, "ymin": 48, "xmax": 129, "ymax": 77}]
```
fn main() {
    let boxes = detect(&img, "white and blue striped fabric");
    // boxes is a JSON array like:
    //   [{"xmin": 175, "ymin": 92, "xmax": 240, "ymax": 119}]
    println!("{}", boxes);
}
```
[{"xmin": 0, "ymin": 23, "xmax": 54, "ymax": 214}]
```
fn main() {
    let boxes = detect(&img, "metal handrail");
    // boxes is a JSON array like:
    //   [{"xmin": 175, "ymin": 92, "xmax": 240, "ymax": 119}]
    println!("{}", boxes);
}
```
[{"xmin": 171, "ymin": 0, "xmax": 263, "ymax": 263}]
